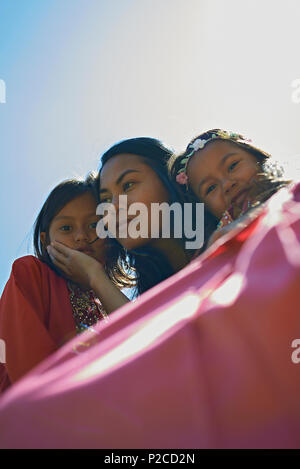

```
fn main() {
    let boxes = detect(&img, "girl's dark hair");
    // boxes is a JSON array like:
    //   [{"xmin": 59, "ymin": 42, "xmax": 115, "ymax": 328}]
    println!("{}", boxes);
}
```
[
  {"xmin": 33, "ymin": 173, "xmax": 100, "ymax": 276},
  {"xmin": 98, "ymin": 137, "xmax": 192, "ymax": 295},
  {"xmin": 168, "ymin": 129, "xmax": 272, "ymax": 185}
]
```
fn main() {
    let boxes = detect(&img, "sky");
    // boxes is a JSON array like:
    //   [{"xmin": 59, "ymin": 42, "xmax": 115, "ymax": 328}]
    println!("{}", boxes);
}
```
[{"xmin": 1, "ymin": 0, "xmax": 300, "ymax": 294}]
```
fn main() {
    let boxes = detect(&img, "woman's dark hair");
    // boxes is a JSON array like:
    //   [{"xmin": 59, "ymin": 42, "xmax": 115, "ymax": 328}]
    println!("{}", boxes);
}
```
[
  {"xmin": 33, "ymin": 172, "xmax": 100, "ymax": 276},
  {"xmin": 100, "ymin": 137, "xmax": 177, "ymax": 201},
  {"xmin": 98, "ymin": 137, "xmax": 194, "ymax": 295}
]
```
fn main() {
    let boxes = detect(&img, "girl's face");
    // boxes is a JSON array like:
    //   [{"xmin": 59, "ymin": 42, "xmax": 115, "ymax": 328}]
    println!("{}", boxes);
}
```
[
  {"xmin": 99, "ymin": 153, "xmax": 170, "ymax": 249},
  {"xmin": 187, "ymin": 140, "xmax": 260, "ymax": 218},
  {"xmin": 41, "ymin": 192, "xmax": 106, "ymax": 263}
]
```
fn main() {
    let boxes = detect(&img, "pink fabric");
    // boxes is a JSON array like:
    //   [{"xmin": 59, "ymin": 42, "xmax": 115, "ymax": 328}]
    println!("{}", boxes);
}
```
[{"xmin": 0, "ymin": 184, "xmax": 300, "ymax": 449}]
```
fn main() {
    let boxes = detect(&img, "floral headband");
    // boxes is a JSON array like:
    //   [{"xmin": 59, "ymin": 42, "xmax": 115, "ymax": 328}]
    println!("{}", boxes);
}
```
[{"xmin": 175, "ymin": 129, "xmax": 256, "ymax": 185}]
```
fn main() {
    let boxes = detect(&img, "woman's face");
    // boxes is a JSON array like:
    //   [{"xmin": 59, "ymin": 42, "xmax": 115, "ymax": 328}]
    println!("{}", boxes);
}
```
[
  {"xmin": 99, "ymin": 153, "xmax": 170, "ymax": 249},
  {"xmin": 41, "ymin": 192, "xmax": 106, "ymax": 263},
  {"xmin": 186, "ymin": 140, "xmax": 260, "ymax": 218}
]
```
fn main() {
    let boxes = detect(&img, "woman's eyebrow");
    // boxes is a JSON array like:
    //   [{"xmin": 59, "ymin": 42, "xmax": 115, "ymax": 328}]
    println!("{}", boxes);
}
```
[{"xmin": 99, "ymin": 169, "xmax": 140, "ymax": 194}]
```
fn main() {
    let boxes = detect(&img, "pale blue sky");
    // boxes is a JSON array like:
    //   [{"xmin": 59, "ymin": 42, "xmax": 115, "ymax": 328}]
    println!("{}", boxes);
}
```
[{"xmin": 1, "ymin": 0, "xmax": 300, "ymax": 294}]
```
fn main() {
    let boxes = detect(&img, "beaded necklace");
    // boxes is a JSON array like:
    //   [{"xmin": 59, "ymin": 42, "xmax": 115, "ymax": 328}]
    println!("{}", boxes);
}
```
[
  {"xmin": 217, "ymin": 199, "xmax": 259, "ymax": 230},
  {"xmin": 67, "ymin": 280, "xmax": 108, "ymax": 334}
]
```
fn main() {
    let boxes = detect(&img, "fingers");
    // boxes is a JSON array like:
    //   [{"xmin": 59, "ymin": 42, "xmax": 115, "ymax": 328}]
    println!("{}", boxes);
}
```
[
  {"xmin": 47, "ymin": 252, "xmax": 70, "ymax": 277},
  {"xmin": 51, "ymin": 256, "xmax": 69, "ymax": 274},
  {"xmin": 50, "ymin": 241, "xmax": 70, "ymax": 256},
  {"xmin": 47, "ymin": 245, "xmax": 68, "ymax": 265}
]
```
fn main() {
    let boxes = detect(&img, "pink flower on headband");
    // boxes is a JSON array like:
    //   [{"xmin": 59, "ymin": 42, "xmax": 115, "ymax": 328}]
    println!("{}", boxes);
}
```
[{"xmin": 176, "ymin": 172, "xmax": 188, "ymax": 185}]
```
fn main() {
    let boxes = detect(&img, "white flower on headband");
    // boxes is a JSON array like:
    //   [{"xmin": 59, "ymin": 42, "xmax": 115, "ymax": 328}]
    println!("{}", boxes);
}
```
[{"xmin": 190, "ymin": 138, "xmax": 208, "ymax": 152}]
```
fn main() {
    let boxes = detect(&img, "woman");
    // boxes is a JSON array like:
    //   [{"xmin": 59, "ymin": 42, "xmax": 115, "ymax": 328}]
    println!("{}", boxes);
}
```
[{"xmin": 48, "ymin": 137, "xmax": 197, "ymax": 295}]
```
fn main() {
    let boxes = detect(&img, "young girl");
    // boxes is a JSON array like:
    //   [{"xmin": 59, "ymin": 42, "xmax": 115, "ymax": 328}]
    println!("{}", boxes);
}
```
[
  {"xmin": 169, "ymin": 129, "xmax": 290, "ymax": 246},
  {"xmin": 0, "ymin": 174, "xmax": 129, "ymax": 393},
  {"xmin": 48, "ymin": 137, "xmax": 197, "ymax": 295}
]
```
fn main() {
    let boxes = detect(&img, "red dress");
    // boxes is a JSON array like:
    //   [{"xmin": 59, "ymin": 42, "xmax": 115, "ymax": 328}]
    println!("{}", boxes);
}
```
[
  {"xmin": 0, "ymin": 256, "xmax": 107, "ymax": 393},
  {"xmin": 0, "ymin": 256, "xmax": 77, "ymax": 392}
]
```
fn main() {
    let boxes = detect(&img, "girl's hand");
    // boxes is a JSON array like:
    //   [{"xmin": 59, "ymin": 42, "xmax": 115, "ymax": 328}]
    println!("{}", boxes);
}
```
[
  {"xmin": 47, "ymin": 241, "xmax": 130, "ymax": 313},
  {"xmin": 47, "ymin": 241, "xmax": 103, "ymax": 289}
]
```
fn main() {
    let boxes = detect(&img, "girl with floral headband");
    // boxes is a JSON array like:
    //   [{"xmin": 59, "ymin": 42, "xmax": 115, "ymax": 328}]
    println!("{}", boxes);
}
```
[{"xmin": 169, "ymin": 129, "xmax": 290, "ymax": 244}]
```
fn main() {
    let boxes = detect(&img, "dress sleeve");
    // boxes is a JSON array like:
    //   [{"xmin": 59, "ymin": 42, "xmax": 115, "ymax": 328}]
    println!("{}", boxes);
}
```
[{"xmin": 0, "ymin": 256, "xmax": 57, "ymax": 384}]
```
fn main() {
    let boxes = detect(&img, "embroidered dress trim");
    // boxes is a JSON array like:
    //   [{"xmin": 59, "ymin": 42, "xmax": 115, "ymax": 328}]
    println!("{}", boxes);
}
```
[{"xmin": 67, "ymin": 281, "xmax": 108, "ymax": 334}]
